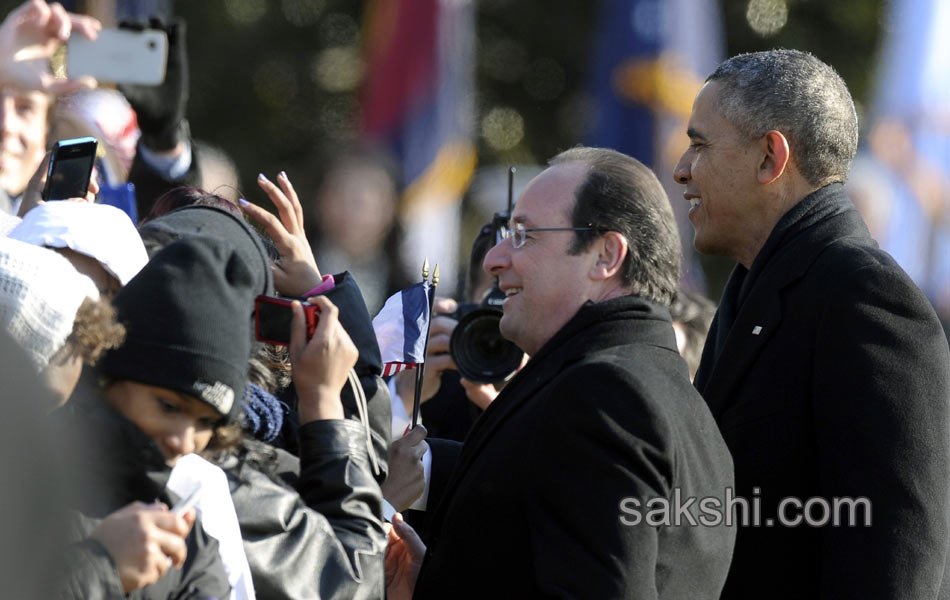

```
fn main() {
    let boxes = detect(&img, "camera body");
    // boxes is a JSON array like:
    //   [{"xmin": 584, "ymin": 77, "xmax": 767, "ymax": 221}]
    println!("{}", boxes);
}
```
[{"xmin": 254, "ymin": 295, "xmax": 319, "ymax": 346}]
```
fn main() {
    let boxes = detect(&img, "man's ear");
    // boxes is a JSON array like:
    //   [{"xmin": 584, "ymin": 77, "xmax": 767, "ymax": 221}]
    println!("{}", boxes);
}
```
[
  {"xmin": 589, "ymin": 231, "xmax": 627, "ymax": 281},
  {"xmin": 757, "ymin": 130, "xmax": 790, "ymax": 185}
]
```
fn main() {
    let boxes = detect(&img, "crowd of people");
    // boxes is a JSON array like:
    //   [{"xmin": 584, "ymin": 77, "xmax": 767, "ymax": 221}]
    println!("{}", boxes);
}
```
[{"xmin": 1, "ymin": 1, "xmax": 949, "ymax": 599}]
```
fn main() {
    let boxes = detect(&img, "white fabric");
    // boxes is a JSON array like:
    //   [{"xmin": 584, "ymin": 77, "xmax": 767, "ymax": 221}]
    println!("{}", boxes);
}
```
[
  {"xmin": 9, "ymin": 202, "xmax": 148, "ymax": 285},
  {"xmin": 0, "ymin": 237, "xmax": 98, "ymax": 371},
  {"xmin": 0, "ymin": 211, "xmax": 20, "ymax": 237},
  {"xmin": 168, "ymin": 454, "xmax": 256, "ymax": 600},
  {"xmin": 388, "ymin": 376, "xmax": 414, "ymax": 441}
]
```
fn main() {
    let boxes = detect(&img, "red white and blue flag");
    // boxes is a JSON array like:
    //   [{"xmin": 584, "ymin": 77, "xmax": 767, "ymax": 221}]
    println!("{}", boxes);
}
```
[{"xmin": 372, "ymin": 281, "xmax": 431, "ymax": 377}]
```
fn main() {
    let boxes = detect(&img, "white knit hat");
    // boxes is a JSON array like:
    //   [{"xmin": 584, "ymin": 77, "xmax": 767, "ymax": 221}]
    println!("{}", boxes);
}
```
[
  {"xmin": 9, "ymin": 202, "xmax": 148, "ymax": 286},
  {"xmin": 0, "ymin": 238, "xmax": 100, "ymax": 372}
]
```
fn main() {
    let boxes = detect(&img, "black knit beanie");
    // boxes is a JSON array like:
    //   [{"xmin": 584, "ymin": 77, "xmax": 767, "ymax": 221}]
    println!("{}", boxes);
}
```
[
  {"xmin": 137, "ymin": 205, "xmax": 274, "ymax": 297},
  {"xmin": 98, "ymin": 236, "xmax": 257, "ymax": 421}
]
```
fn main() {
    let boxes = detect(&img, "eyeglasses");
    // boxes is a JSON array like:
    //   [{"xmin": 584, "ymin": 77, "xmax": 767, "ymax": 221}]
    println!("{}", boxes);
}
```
[{"xmin": 503, "ymin": 221, "xmax": 597, "ymax": 249}]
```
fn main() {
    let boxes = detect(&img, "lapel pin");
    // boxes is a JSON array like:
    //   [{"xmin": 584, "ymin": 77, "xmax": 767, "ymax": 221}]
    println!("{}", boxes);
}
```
[{"xmin": 752, "ymin": 325, "xmax": 763, "ymax": 335}]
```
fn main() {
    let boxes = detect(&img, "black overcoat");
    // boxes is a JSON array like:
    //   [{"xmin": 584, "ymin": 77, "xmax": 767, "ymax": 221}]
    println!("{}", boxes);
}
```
[
  {"xmin": 696, "ymin": 184, "xmax": 950, "ymax": 599},
  {"xmin": 415, "ymin": 295, "xmax": 736, "ymax": 599}
]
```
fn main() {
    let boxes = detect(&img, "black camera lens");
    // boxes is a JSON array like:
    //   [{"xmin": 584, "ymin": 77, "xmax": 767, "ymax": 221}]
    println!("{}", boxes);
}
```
[{"xmin": 450, "ymin": 307, "xmax": 523, "ymax": 384}]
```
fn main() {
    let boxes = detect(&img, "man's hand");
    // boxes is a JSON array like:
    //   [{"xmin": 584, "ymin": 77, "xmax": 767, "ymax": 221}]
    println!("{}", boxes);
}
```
[
  {"xmin": 0, "ymin": 0, "xmax": 99, "ymax": 93},
  {"xmin": 459, "ymin": 378, "xmax": 499, "ymax": 411},
  {"xmin": 240, "ymin": 171, "xmax": 322, "ymax": 297},
  {"xmin": 385, "ymin": 512, "xmax": 426, "ymax": 600},
  {"xmin": 382, "ymin": 425, "xmax": 428, "ymax": 511},
  {"xmin": 459, "ymin": 353, "xmax": 527, "ymax": 410},
  {"xmin": 89, "ymin": 501, "xmax": 195, "ymax": 594},
  {"xmin": 290, "ymin": 295, "xmax": 356, "ymax": 423}
]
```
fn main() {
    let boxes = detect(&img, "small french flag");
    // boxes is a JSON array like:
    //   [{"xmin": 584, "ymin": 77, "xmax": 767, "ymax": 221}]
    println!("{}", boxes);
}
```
[{"xmin": 372, "ymin": 281, "xmax": 431, "ymax": 377}]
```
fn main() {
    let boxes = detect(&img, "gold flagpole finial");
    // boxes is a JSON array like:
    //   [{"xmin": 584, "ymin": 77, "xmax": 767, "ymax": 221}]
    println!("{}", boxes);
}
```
[
  {"xmin": 422, "ymin": 258, "xmax": 429, "ymax": 281},
  {"xmin": 432, "ymin": 264, "xmax": 440, "ymax": 287}
]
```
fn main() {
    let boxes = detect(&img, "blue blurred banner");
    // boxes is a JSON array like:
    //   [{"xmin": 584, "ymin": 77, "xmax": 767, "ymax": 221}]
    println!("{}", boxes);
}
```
[
  {"xmin": 847, "ymin": 0, "xmax": 950, "ymax": 323},
  {"xmin": 585, "ymin": 0, "xmax": 723, "ymax": 294},
  {"xmin": 361, "ymin": 0, "xmax": 477, "ymax": 290}
]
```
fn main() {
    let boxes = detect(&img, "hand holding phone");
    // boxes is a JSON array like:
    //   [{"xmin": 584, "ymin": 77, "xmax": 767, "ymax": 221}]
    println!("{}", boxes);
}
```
[
  {"xmin": 42, "ymin": 136, "xmax": 98, "ymax": 201},
  {"xmin": 67, "ymin": 27, "xmax": 167, "ymax": 85},
  {"xmin": 171, "ymin": 484, "xmax": 202, "ymax": 517},
  {"xmin": 255, "ymin": 295, "xmax": 319, "ymax": 346}
]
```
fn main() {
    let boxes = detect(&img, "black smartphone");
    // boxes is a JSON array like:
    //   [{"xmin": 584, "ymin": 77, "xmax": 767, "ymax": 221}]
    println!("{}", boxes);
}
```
[
  {"xmin": 43, "ymin": 137, "xmax": 98, "ymax": 201},
  {"xmin": 254, "ymin": 296, "xmax": 319, "ymax": 346}
]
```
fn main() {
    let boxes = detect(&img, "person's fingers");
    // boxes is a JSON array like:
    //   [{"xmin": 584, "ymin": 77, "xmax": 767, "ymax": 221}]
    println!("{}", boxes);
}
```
[
  {"xmin": 276, "ymin": 171, "xmax": 304, "ymax": 231},
  {"xmin": 432, "ymin": 297, "xmax": 458, "ymax": 315},
  {"xmin": 238, "ymin": 198, "xmax": 290, "ymax": 245},
  {"xmin": 426, "ymin": 331, "xmax": 452, "ymax": 355},
  {"xmin": 288, "ymin": 301, "xmax": 307, "ymax": 360},
  {"xmin": 70, "ymin": 12, "xmax": 101, "ymax": 39},
  {"xmin": 411, "ymin": 439, "xmax": 428, "ymax": 460},
  {"xmin": 88, "ymin": 168, "xmax": 99, "ymax": 194},
  {"xmin": 392, "ymin": 512, "xmax": 426, "ymax": 555},
  {"xmin": 403, "ymin": 423, "xmax": 427, "ymax": 444},
  {"xmin": 427, "ymin": 352, "xmax": 457, "ymax": 373},
  {"xmin": 42, "ymin": 74, "xmax": 97, "ymax": 95},
  {"xmin": 429, "ymin": 315, "xmax": 458, "ymax": 338},
  {"xmin": 47, "ymin": 3, "xmax": 69, "ymax": 40},
  {"xmin": 257, "ymin": 173, "xmax": 299, "ymax": 237},
  {"xmin": 151, "ymin": 526, "xmax": 188, "ymax": 568},
  {"xmin": 149, "ymin": 510, "xmax": 190, "ymax": 538},
  {"xmin": 180, "ymin": 508, "xmax": 196, "ymax": 533}
]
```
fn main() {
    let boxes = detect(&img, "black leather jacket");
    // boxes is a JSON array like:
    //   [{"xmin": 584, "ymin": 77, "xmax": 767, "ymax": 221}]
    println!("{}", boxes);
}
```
[{"xmin": 223, "ymin": 420, "xmax": 386, "ymax": 599}]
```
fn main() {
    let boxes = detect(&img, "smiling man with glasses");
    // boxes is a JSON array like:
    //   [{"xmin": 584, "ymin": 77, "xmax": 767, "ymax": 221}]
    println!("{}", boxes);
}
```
[{"xmin": 390, "ymin": 146, "xmax": 736, "ymax": 599}]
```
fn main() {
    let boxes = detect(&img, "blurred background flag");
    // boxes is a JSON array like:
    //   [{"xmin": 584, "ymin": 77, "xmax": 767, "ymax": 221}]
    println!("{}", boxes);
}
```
[
  {"xmin": 372, "ymin": 281, "xmax": 431, "ymax": 377},
  {"xmin": 846, "ymin": 0, "xmax": 950, "ymax": 326},
  {"xmin": 361, "ymin": 0, "xmax": 477, "ymax": 293},
  {"xmin": 584, "ymin": 0, "xmax": 724, "ymax": 293}
]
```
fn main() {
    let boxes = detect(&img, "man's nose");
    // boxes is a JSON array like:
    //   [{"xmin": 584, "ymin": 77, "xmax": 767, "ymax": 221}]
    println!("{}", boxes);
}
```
[
  {"xmin": 483, "ymin": 239, "xmax": 510, "ymax": 277},
  {"xmin": 673, "ymin": 152, "xmax": 691, "ymax": 185}
]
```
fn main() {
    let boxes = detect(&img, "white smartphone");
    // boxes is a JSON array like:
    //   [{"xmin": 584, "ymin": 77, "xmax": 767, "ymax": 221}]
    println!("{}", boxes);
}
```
[
  {"xmin": 67, "ymin": 28, "xmax": 168, "ymax": 85},
  {"xmin": 170, "ymin": 484, "xmax": 202, "ymax": 516}
]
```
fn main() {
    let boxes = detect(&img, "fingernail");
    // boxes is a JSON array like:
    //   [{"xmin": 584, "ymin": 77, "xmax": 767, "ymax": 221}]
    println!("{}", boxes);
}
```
[
  {"xmin": 258, "ymin": 173, "xmax": 269, "ymax": 183},
  {"xmin": 279, "ymin": 170, "xmax": 287, "ymax": 179},
  {"xmin": 238, "ymin": 198, "xmax": 248, "ymax": 206}
]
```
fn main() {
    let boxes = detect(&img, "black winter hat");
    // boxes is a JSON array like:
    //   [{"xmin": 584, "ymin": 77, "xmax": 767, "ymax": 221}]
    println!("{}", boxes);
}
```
[
  {"xmin": 98, "ymin": 236, "xmax": 257, "ymax": 421},
  {"xmin": 137, "ymin": 205, "xmax": 274, "ymax": 297}
]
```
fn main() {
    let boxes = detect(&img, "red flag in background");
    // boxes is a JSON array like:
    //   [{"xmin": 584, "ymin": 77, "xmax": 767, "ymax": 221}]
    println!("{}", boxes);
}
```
[{"xmin": 361, "ymin": 0, "xmax": 477, "ymax": 291}]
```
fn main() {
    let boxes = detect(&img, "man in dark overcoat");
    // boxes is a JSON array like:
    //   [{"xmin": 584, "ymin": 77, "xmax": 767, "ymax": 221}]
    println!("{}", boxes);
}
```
[
  {"xmin": 391, "ymin": 147, "xmax": 736, "ymax": 599},
  {"xmin": 673, "ymin": 49, "xmax": 950, "ymax": 598}
]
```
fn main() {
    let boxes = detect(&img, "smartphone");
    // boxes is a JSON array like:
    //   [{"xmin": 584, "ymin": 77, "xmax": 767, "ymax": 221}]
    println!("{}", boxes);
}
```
[
  {"xmin": 67, "ymin": 28, "xmax": 168, "ymax": 85},
  {"xmin": 43, "ymin": 137, "xmax": 98, "ymax": 201},
  {"xmin": 171, "ymin": 484, "xmax": 202, "ymax": 516},
  {"xmin": 255, "ymin": 296, "xmax": 319, "ymax": 346}
]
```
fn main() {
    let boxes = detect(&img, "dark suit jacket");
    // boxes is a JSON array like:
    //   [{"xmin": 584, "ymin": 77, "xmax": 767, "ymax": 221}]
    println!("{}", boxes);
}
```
[
  {"xmin": 696, "ymin": 184, "xmax": 950, "ymax": 599},
  {"xmin": 414, "ymin": 295, "xmax": 736, "ymax": 599}
]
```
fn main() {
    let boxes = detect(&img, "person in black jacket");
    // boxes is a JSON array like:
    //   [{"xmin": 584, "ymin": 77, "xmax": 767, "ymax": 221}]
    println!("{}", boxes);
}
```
[
  {"xmin": 390, "ymin": 147, "xmax": 736, "ymax": 598},
  {"xmin": 673, "ymin": 49, "xmax": 950, "ymax": 599}
]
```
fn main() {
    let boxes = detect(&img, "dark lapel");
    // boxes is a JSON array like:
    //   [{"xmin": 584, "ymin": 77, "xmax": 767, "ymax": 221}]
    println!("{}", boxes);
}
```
[
  {"xmin": 427, "ymin": 296, "xmax": 675, "ymax": 528},
  {"xmin": 701, "ymin": 196, "xmax": 871, "ymax": 420}
]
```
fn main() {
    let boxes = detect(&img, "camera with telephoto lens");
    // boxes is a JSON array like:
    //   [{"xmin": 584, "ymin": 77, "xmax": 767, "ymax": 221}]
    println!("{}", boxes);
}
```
[{"xmin": 447, "ymin": 211, "xmax": 524, "ymax": 384}]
